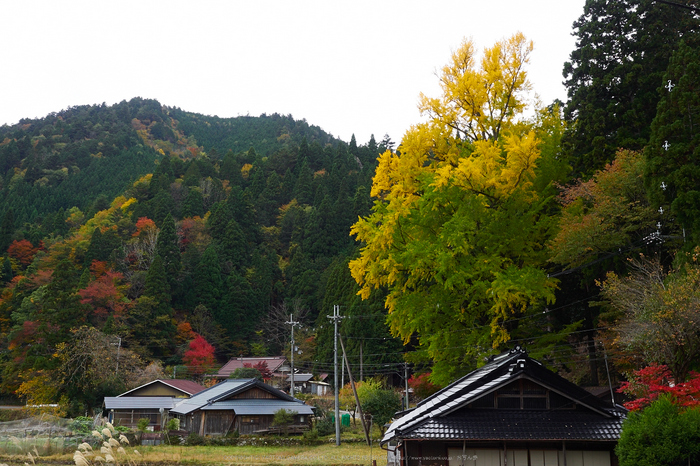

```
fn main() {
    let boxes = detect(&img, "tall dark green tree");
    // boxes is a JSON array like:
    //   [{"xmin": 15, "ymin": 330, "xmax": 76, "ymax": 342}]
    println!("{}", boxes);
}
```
[
  {"xmin": 131, "ymin": 255, "xmax": 175, "ymax": 359},
  {"xmin": 193, "ymin": 245, "xmax": 223, "ymax": 313},
  {"xmin": 645, "ymin": 39, "xmax": 700, "ymax": 245},
  {"xmin": 155, "ymin": 213, "xmax": 181, "ymax": 290},
  {"xmin": 563, "ymin": 0, "xmax": 699, "ymax": 176},
  {"xmin": 0, "ymin": 209, "xmax": 15, "ymax": 252}
]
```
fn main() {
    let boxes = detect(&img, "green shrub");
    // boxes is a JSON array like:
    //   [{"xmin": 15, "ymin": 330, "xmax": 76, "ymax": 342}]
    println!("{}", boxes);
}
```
[
  {"xmin": 617, "ymin": 395, "xmax": 700, "ymax": 466},
  {"xmin": 315, "ymin": 416, "xmax": 335, "ymax": 436},
  {"xmin": 136, "ymin": 418, "xmax": 150, "ymax": 432},
  {"xmin": 185, "ymin": 432, "xmax": 205, "ymax": 446}
]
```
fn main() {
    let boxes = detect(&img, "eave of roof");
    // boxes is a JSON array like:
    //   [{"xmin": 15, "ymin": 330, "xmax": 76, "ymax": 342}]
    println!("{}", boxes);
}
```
[{"xmin": 104, "ymin": 397, "xmax": 175, "ymax": 410}]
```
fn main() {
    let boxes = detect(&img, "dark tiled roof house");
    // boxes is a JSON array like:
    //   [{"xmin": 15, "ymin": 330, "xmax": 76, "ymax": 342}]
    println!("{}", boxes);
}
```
[{"xmin": 382, "ymin": 347, "xmax": 626, "ymax": 466}]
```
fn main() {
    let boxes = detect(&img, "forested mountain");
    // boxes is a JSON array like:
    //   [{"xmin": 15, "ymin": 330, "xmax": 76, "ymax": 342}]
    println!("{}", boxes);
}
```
[
  {"xmin": 2, "ymin": 0, "xmax": 700, "ymax": 422},
  {"xmin": 0, "ymin": 98, "xmax": 401, "ymax": 413}
]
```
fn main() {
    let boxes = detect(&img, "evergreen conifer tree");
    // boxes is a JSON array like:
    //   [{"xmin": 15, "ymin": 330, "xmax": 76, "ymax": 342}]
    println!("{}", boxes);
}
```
[{"xmin": 645, "ymin": 39, "xmax": 700, "ymax": 244}]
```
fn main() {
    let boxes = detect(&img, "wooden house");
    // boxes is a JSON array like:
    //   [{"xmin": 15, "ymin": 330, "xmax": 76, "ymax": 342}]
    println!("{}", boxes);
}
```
[
  {"xmin": 104, "ymin": 379, "xmax": 205, "ymax": 430},
  {"xmin": 170, "ymin": 378, "xmax": 314, "ymax": 436},
  {"xmin": 382, "ymin": 347, "xmax": 626, "ymax": 466}
]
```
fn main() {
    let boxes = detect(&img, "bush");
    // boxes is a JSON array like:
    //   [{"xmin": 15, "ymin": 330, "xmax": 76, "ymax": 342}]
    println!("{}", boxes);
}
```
[
  {"xmin": 315, "ymin": 416, "xmax": 335, "ymax": 436},
  {"xmin": 165, "ymin": 418, "xmax": 180, "ymax": 431},
  {"xmin": 617, "ymin": 395, "xmax": 700, "ymax": 466},
  {"xmin": 136, "ymin": 417, "xmax": 150, "ymax": 432},
  {"xmin": 185, "ymin": 432, "xmax": 205, "ymax": 446}
]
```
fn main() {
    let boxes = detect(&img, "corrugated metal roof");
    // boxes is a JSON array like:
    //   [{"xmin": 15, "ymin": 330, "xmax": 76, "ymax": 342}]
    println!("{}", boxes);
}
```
[
  {"xmin": 170, "ymin": 379, "xmax": 256, "ymax": 415},
  {"xmin": 201, "ymin": 400, "xmax": 314, "ymax": 416},
  {"xmin": 288, "ymin": 373, "xmax": 313, "ymax": 382},
  {"xmin": 104, "ymin": 397, "xmax": 175, "ymax": 410}
]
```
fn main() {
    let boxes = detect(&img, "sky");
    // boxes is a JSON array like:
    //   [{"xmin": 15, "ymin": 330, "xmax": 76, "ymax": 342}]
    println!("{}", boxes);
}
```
[{"xmin": 1, "ymin": 1, "xmax": 586, "ymax": 145}]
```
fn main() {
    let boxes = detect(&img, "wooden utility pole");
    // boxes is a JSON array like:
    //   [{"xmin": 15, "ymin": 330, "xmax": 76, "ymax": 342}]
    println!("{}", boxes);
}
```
[
  {"xmin": 339, "ymin": 334, "xmax": 371, "ymax": 446},
  {"xmin": 326, "ymin": 305, "xmax": 344, "ymax": 446}
]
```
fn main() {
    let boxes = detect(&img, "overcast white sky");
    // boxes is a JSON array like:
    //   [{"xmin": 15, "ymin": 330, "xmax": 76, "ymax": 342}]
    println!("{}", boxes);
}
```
[{"xmin": 1, "ymin": 1, "xmax": 585, "ymax": 145}]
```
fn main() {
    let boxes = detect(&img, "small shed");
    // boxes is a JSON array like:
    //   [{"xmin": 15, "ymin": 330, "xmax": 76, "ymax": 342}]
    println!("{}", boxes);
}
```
[{"xmin": 171, "ymin": 378, "xmax": 314, "ymax": 436}]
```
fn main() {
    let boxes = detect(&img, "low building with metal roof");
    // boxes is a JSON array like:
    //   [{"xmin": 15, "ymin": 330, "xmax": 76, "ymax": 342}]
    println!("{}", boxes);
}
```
[
  {"xmin": 103, "ymin": 379, "xmax": 206, "ymax": 430},
  {"xmin": 170, "ymin": 378, "xmax": 313, "ymax": 435},
  {"xmin": 382, "ymin": 346, "xmax": 626, "ymax": 466}
]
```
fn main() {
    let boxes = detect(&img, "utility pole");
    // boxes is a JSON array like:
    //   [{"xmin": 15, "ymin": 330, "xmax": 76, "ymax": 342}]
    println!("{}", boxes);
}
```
[
  {"xmin": 339, "ymin": 334, "xmax": 371, "ymax": 446},
  {"xmin": 360, "ymin": 341, "xmax": 363, "ymax": 381},
  {"xmin": 326, "ymin": 305, "xmax": 344, "ymax": 446},
  {"xmin": 285, "ymin": 314, "xmax": 299, "ymax": 397},
  {"xmin": 404, "ymin": 362, "xmax": 410, "ymax": 410},
  {"xmin": 112, "ymin": 336, "xmax": 122, "ymax": 375}
]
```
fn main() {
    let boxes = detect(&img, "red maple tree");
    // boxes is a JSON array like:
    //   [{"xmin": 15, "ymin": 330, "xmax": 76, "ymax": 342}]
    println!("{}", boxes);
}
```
[
  {"xmin": 7, "ymin": 239, "xmax": 39, "ymax": 266},
  {"xmin": 619, "ymin": 364, "xmax": 700, "ymax": 411},
  {"xmin": 183, "ymin": 334, "xmax": 216, "ymax": 375}
]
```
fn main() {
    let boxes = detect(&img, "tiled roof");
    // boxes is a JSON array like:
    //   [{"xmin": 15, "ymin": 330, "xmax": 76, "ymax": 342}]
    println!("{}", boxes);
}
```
[
  {"xmin": 216, "ymin": 357, "xmax": 288, "ymax": 377},
  {"xmin": 104, "ymin": 397, "xmax": 175, "ymax": 410},
  {"xmin": 382, "ymin": 347, "xmax": 626, "ymax": 445},
  {"xmin": 402, "ymin": 410, "xmax": 624, "ymax": 441}
]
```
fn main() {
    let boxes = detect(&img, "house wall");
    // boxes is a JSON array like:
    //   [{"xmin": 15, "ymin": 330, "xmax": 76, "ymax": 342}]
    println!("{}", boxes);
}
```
[
  {"xmin": 231, "ymin": 387, "xmax": 277, "ymax": 399},
  {"xmin": 126, "ymin": 385, "xmax": 185, "ymax": 397},
  {"xmin": 404, "ymin": 442, "xmax": 614, "ymax": 466},
  {"xmin": 111, "ymin": 409, "xmax": 163, "ymax": 430}
]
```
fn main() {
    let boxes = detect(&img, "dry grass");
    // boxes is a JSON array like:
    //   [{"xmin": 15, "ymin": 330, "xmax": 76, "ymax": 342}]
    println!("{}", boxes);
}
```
[
  {"xmin": 118, "ymin": 442, "xmax": 387, "ymax": 465},
  {"xmin": 1, "ymin": 441, "xmax": 387, "ymax": 466}
]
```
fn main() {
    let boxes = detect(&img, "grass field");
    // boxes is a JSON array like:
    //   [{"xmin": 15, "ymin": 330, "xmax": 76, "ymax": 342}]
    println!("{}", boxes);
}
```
[{"xmin": 0, "ymin": 439, "xmax": 388, "ymax": 465}]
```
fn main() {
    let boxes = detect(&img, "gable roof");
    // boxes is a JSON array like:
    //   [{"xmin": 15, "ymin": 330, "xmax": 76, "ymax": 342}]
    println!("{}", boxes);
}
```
[
  {"xmin": 117, "ymin": 379, "xmax": 205, "ymax": 397},
  {"xmin": 170, "ymin": 378, "xmax": 303, "ymax": 416},
  {"xmin": 216, "ymin": 357, "xmax": 288, "ymax": 378},
  {"xmin": 382, "ymin": 347, "xmax": 625, "ymax": 445}
]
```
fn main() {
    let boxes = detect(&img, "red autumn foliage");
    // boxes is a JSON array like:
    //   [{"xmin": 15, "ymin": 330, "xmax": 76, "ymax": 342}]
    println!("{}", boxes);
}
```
[
  {"xmin": 618, "ymin": 364, "xmax": 700, "ymax": 411},
  {"xmin": 7, "ymin": 240, "xmax": 39, "ymax": 266},
  {"xmin": 183, "ymin": 334, "xmax": 216, "ymax": 374},
  {"xmin": 133, "ymin": 217, "xmax": 157, "ymax": 237},
  {"xmin": 78, "ymin": 270, "xmax": 128, "ymax": 324},
  {"xmin": 408, "ymin": 372, "xmax": 442, "ymax": 400},
  {"xmin": 252, "ymin": 361, "xmax": 272, "ymax": 380},
  {"xmin": 89, "ymin": 260, "xmax": 110, "ymax": 278}
]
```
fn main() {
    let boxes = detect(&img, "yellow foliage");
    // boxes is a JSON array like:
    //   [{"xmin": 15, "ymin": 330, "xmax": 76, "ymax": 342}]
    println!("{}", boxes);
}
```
[{"xmin": 241, "ymin": 164, "xmax": 253, "ymax": 179}]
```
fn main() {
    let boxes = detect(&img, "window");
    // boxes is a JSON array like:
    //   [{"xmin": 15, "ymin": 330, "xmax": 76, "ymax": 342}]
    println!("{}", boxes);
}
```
[{"xmin": 469, "ymin": 379, "xmax": 574, "ymax": 410}]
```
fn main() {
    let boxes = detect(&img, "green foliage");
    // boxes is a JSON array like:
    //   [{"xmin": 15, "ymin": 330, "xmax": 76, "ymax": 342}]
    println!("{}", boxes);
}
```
[
  {"xmin": 563, "ymin": 0, "xmax": 699, "ymax": 176},
  {"xmin": 359, "ymin": 384, "xmax": 402, "ymax": 433},
  {"xmin": 617, "ymin": 396, "xmax": 700, "ymax": 466},
  {"xmin": 350, "ymin": 36, "xmax": 564, "ymax": 384},
  {"xmin": 272, "ymin": 408, "xmax": 297, "ymax": 435},
  {"xmin": 165, "ymin": 418, "xmax": 180, "ymax": 431},
  {"xmin": 229, "ymin": 367, "xmax": 263, "ymax": 380},
  {"xmin": 645, "ymin": 39, "xmax": 700, "ymax": 246},
  {"xmin": 136, "ymin": 417, "xmax": 150, "ymax": 432}
]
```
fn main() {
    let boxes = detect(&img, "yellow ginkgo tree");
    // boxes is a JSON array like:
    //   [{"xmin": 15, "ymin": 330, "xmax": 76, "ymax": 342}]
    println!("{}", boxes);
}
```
[{"xmin": 349, "ymin": 33, "xmax": 570, "ymax": 384}]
